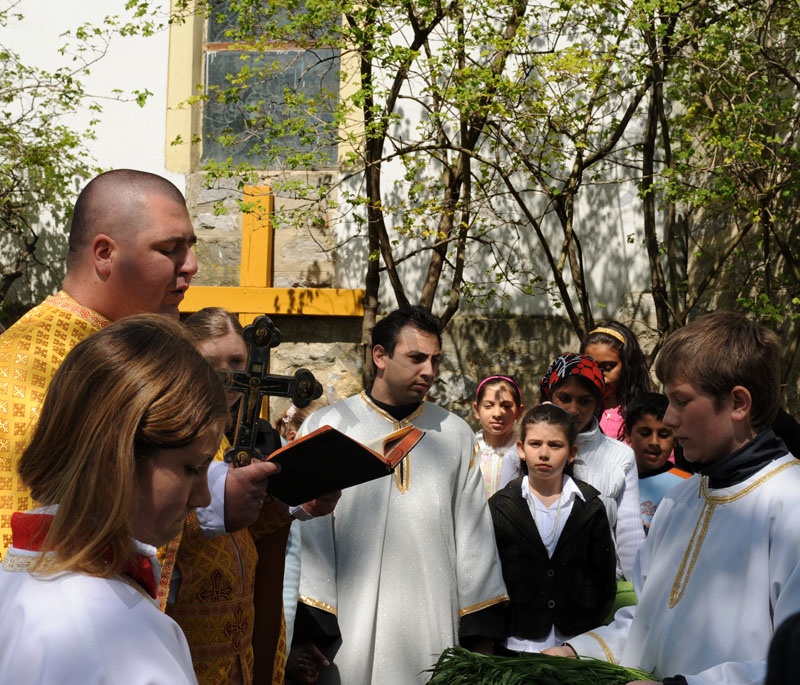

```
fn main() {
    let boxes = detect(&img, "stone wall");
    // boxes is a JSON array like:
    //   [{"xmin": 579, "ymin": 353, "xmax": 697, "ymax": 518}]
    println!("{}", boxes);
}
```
[
  {"xmin": 182, "ymin": 173, "xmax": 585, "ymax": 426},
  {"xmin": 185, "ymin": 173, "xmax": 337, "ymax": 289},
  {"xmin": 263, "ymin": 313, "xmax": 580, "ymax": 431},
  {"xmin": 182, "ymin": 172, "xmax": 800, "ymax": 423}
]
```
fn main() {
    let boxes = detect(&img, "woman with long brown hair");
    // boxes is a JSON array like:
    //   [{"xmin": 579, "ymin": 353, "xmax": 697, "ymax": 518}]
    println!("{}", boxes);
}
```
[{"xmin": 0, "ymin": 315, "xmax": 229, "ymax": 684}]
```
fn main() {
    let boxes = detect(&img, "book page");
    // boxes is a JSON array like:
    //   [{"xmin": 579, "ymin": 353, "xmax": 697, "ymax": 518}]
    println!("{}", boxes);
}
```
[{"xmin": 262, "ymin": 424, "xmax": 425, "ymax": 505}]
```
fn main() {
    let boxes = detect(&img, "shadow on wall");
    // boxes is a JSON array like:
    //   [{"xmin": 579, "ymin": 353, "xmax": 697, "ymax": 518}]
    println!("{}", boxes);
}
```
[
  {"xmin": 2, "ymin": 228, "xmax": 68, "ymax": 328},
  {"xmin": 430, "ymin": 314, "xmax": 579, "ymax": 423},
  {"xmin": 259, "ymin": 311, "xmax": 800, "ymax": 427},
  {"xmin": 263, "ymin": 313, "xmax": 579, "ymax": 425}
]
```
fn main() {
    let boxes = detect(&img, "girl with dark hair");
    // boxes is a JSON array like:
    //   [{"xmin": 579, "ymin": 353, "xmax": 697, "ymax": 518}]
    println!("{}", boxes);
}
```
[
  {"xmin": 473, "ymin": 375, "xmax": 525, "ymax": 496},
  {"xmin": 539, "ymin": 353, "xmax": 644, "ymax": 583},
  {"xmin": 581, "ymin": 321, "xmax": 654, "ymax": 441},
  {"xmin": 489, "ymin": 403, "xmax": 616, "ymax": 652}
]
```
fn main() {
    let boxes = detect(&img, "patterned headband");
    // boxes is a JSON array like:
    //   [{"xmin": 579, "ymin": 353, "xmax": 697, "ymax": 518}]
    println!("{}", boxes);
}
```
[
  {"xmin": 539, "ymin": 353, "xmax": 606, "ymax": 419},
  {"xmin": 589, "ymin": 326, "xmax": 626, "ymax": 346},
  {"xmin": 476, "ymin": 375, "xmax": 523, "ymax": 403}
]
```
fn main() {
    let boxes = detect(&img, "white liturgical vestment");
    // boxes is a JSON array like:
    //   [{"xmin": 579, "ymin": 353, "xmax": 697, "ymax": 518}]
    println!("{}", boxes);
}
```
[
  {"xmin": 298, "ymin": 393, "xmax": 508, "ymax": 684},
  {"xmin": 568, "ymin": 454, "xmax": 800, "ymax": 685},
  {"xmin": 0, "ymin": 539, "xmax": 197, "ymax": 684}
]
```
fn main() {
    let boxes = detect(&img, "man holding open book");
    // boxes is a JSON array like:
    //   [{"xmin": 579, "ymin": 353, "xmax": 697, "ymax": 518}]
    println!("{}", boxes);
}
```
[{"xmin": 291, "ymin": 306, "xmax": 509, "ymax": 684}]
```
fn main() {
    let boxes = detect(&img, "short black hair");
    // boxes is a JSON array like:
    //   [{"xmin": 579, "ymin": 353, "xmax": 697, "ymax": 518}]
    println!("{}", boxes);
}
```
[
  {"xmin": 371, "ymin": 305, "xmax": 442, "ymax": 356},
  {"xmin": 625, "ymin": 392, "xmax": 669, "ymax": 434},
  {"xmin": 68, "ymin": 169, "xmax": 187, "ymax": 267}
]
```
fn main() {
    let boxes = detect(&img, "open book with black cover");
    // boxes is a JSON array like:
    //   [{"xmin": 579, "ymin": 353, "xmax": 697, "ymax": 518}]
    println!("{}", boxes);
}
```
[{"xmin": 265, "ymin": 424, "xmax": 425, "ymax": 505}]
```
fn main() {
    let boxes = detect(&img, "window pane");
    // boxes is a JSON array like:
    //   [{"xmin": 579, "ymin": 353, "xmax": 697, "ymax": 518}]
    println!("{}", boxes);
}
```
[
  {"xmin": 207, "ymin": 0, "xmax": 337, "ymax": 44},
  {"xmin": 202, "ymin": 48, "xmax": 340, "ymax": 168}
]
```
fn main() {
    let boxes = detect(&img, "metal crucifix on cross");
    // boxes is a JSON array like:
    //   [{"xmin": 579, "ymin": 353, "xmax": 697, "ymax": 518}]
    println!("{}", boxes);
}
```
[{"xmin": 224, "ymin": 315, "xmax": 323, "ymax": 468}]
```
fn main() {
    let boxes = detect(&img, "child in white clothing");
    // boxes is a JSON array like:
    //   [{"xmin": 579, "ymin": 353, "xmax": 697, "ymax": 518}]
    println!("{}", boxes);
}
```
[
  {"xmin": 539, "ymin": 353, "xmax": 644, "ymax": 582},
  {"xmin": 0, "ymin": 316, "xmax": 230, "ymax": 684},
  {"xmin": 546, "ymin": 312, "xmax": 800, "ymax": 685},
  {"xmin": 473, "ymin": 375, "xmax": 525, "ymax": 497}
]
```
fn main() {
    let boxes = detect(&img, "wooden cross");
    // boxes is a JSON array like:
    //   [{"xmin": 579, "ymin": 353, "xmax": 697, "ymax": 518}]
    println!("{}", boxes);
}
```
[{"xmin": 224, "ymin": 315, "xmax": 322, "ymax": 467}]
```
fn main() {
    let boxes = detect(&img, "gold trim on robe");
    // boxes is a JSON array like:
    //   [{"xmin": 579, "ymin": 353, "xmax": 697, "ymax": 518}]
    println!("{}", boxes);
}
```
[
  {"xmin": 458, "ymin": 593, "xmax": 510, "ymax": 617},
  {"xmin": 298, "ymin": 594, "xmax": 338, "ymax": 616},
  {"xmin": 585, "ymin": 630, "xmax": 617, "ymax": 664},
  {"xmin": 669, "ymin": 460, "xmax": 798, "ymax": 608},
  {"xmin": 358, "ymin": 391, "xmax": 424, "ymax": 493}
]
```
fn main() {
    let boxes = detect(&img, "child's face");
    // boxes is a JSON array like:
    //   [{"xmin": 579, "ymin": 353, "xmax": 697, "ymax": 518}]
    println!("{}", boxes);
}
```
[
  {"xmin": 627, "ymin": 413, "xmax": 675, "ymax": 474},
  {"xmin": 663, "ymin": 379, "xmax": 740, "ymax": 465},
  {"xmin": 550, "ymin": 377, "xmax": 598, "ymax": 433},
  {"xmin": 473, "ymin": 383, "xmax": 523, "ymax": 441},
  {"xmin": 583, "ymin": 342, "xmax": 622, "ymax": 400},
  {"xmin": 198, "ymin": 330, "xmax": 248, "ymax": 409},
  {"xmin": 517, "ymin": 421, "xmax": 577, "ymax": 488}
]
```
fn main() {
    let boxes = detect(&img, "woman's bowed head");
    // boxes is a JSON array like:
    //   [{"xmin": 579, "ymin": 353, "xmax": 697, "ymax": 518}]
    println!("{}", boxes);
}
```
[{"xmin": 18, "ymin": 314, "xmax": 230, "ymax": 577}]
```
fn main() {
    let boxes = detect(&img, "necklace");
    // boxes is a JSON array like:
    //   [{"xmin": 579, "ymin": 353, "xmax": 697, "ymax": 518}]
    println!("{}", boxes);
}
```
[{"xmin": 531, "ymin": 493, "xmax": 564, "ymax": 549}]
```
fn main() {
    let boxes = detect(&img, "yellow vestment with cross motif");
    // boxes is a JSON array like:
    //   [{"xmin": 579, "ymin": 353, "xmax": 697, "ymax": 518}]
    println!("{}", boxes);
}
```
[
  {"xmin": 0, "ymin": 291, "xmax": 109, "ymax": 556},
  {"xmin": 0, "ymin": 293, "xmax": 291, "ymax": 684},
  {"xmin": 158, "ymin": 441, "xmax": 292, "ymax": 685}
]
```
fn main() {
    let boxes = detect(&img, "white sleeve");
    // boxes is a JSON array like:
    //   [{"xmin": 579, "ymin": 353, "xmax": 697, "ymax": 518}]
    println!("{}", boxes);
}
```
[
  {"xmin": 0, "ymin": 574, "xmax": 198, "ymax": 685},
  {"xmin": 567, "ymin": 552, "xmax": 769, "ymax": 684},
  {"xmin": 499, "ymin": 445, "xmax": 521, "ymax": 489},
  {"xmin": 454, "ymin": 437, "xmax": 508, "ymax": 615},
  {"xmin": 614, "ymin": 455, "xmax": 645, "ymax": 580},
  {"xmin": 567, "ymin": 603, "xmax": 637, "ymax": 664},
  {"xmin": 194, "ymin": 461, "xmax": 228, "ymax": 537},
  {"xmin": 297, "ymin": 508, "xmax": 338, "ymax": 616},
  {"xmin": 683, "ymin": 662, "xmax": 765, "ymax": 685},
  {"xmin": 283, "ymin": 523, "xmax": 302, "ymax": 648}
]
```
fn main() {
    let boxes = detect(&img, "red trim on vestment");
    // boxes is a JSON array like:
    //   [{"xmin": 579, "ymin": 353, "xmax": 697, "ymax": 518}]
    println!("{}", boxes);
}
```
[{"xmin": 9, "ymin": 511, "xmax": 158, "ymax": 599}]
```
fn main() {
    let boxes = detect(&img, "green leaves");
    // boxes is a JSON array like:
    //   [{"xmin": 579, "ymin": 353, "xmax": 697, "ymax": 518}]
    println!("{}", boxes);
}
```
[
  {"xmin": 426, "ymin": 646, "xmax": 656, "ymax": 684},
  {"xmin": 191, "ymin": 0, "xmax": 800, "ymax": 354},
  {"xmin": 0, "ymin": 2, "xmax": 157, "ymax": 309}
]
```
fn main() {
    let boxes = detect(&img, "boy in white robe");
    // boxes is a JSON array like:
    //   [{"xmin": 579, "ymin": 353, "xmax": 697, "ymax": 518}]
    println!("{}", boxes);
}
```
[{"xmin": 546, "ymin": 312, "xmax": 800, "ymax": 685}]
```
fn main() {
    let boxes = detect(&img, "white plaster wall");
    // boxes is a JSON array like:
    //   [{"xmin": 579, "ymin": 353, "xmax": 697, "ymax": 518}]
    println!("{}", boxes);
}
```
[
  {"xmin": 1, "ymin": 0, "xmax": 181, "ymax": 191},
  {"xmin": 2, "ymin": 1, "xmax": 655, "ymax": 322}
]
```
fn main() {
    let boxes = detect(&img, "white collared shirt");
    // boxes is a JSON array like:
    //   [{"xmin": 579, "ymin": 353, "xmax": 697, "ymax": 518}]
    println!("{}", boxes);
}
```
[{"xmin": 520, "ymin": 474, "xmax": 584, "ymax": 558}]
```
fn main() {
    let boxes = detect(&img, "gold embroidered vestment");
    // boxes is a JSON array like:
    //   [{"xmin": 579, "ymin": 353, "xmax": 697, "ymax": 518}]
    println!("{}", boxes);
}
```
[{"xmin": 0, "ymin": 292, "xmax": 109, "ymax": 555}]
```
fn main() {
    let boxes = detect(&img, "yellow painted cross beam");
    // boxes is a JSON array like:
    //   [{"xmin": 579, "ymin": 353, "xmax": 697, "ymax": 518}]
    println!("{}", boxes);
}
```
[
  {"xmin": 180, "ymin": 185, "xmax": 364, "ymax": 320},
  {"xmin": 181, "ymin": 286, "xmax": 364, "ymax": 318}
]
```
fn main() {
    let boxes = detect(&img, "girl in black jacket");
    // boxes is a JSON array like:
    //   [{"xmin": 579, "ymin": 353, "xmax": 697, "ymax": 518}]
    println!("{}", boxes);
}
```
[{"xmin": 489, "ymin": 403, "xmax": 616, "ymax": 652}]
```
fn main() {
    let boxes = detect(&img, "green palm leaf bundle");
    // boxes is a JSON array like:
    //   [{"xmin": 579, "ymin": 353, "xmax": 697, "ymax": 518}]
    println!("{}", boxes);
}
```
[{"xmin": 426, "ymin": 646, "xmax": 655, "ymax": 684}]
